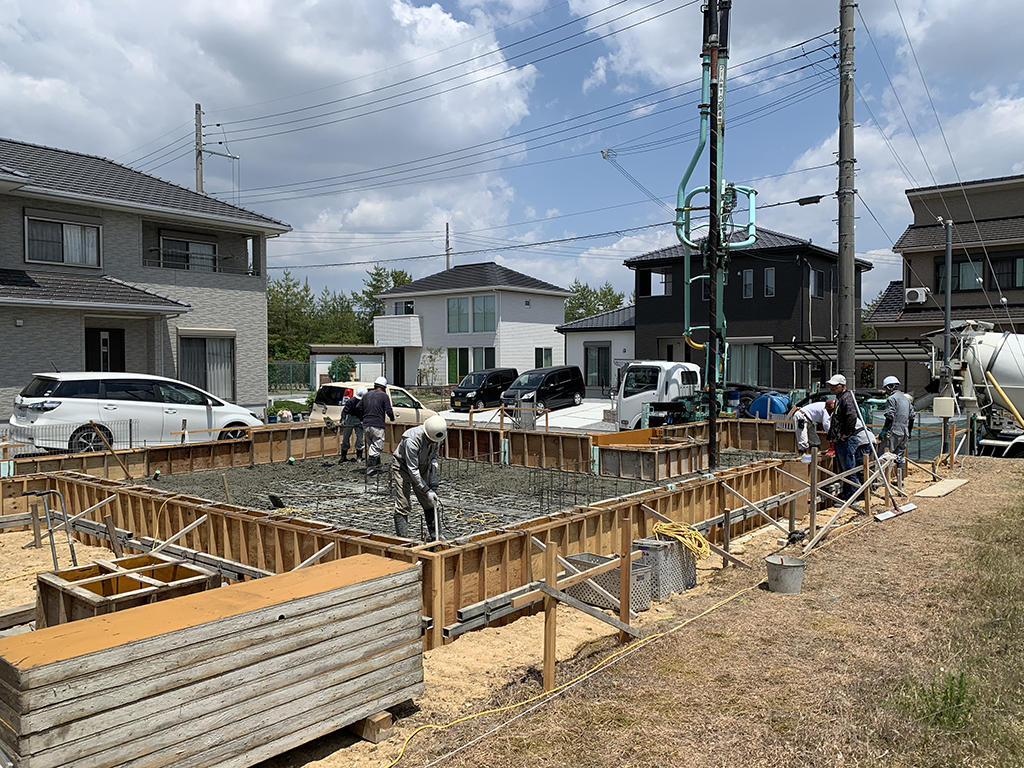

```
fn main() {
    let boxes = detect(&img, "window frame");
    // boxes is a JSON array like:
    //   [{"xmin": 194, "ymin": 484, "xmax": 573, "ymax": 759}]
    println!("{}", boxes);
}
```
[
  {"xmin": 472, "ymin": 294, "xmax": 496, "ymax": 332},
  {"xmin": 177, "ymin": 330, "xmax": 237, "ymax": 402},
  {"xmin": 394, "ymin": 300, "xmax": 415, "ymax": 315},
  {"xmin": 534, "ymin": 347, "xmax": 553, "ymax": 368},
  {"xmin": 764, "ymin": 267, "xmax": 775, "ymax": 297},
  {"xmin": 24, "ymin": 213, "xmax": 102, "ymax": 268},
  {"xmin": 810, "ymin": 269, "xmax": 825, "ymax": 299},
  {"xmin": 936, "ymin": 259, "xmax": 986, "ymax": 293},
  {"xmin": 158, "ymin": 236, "xmax": 218, "ymax": 273},
  {"xmin": 447, "ymin": 297, "xmax": 470, "ymax": 334},
  {"xmin": 742, "ymin": 269, "xmax": 754, "ymax": 299}
]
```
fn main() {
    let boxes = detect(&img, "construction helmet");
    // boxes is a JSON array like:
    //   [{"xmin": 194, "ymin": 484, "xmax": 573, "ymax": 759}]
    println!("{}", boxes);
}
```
[
  {"xmin": 423, "ymin": 414, "xmax": 448, "ymax": 442},
  {"xmin": 355, "ymin": 386, "xmax": 368, "ymax": 399},
  {"xmin": 374, "ymin": 376, "xmax": 388, "ymax": 388},
  {"xmin": 825, "ymin": 398, "xmax": 836, "ymax": 411},
  {"xmin": 882, "ymin": 375, "xmax": 900, "ymax": 389}
]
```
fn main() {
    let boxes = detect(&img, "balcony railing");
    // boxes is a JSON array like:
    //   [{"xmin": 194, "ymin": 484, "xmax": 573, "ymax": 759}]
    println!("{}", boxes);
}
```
[{"xmin": 374, "ymin": 314, "xmax": 423, "ymax": 347}]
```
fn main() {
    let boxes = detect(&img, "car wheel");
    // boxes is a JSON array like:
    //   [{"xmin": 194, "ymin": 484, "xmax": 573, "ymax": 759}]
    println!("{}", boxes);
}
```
[
  {"xmin": 68, "ymin": 424, "xmax": 112, "ymax": 454},
  {"xmin": 218, "ymin": 424, "xmax": 250, "ymax": 441},
  {"xmin": 474, "ymin": 399, "xmax": 485, "ymax": 411},
  {"xmin": 536, "ymin": 400, "xmax": 546, "ymax": 412},
  {"xmin": 572, "ymin": 392, "xmax": 583, "ymax": 406}
]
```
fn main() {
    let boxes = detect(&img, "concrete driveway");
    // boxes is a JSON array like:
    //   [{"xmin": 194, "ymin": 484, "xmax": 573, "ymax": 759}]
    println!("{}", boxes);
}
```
[{"xmin": 437, "ymin": 398, "xmax": 617, "ymax": 433}]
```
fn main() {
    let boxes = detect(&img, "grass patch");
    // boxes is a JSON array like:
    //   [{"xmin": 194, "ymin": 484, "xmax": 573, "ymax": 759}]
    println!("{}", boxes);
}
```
[{"xmin": 897, "ymin": 668, "xmax": 976, "ymax": 730}]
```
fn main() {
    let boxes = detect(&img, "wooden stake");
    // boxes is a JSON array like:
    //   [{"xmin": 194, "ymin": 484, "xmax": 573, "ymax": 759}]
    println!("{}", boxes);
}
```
[
  {"xmin": 862, "ymin": 451, "xmax": 871, "ymax": 518},
  {"xmin": 618, "ymin": 509, "xmax": 632, "ymax": 644},
  {"xmin": 104, "ymin": 514, "xmax": 124, "ymax": 557},
  {"xmin": 809, "ymin": 447, "xmax": 819, "ymax": 537},
  {"xmin": 222, "ymin": 474, "xmax": 233, "ymax": 505},
  {"xmin": 543, "ymin": 535, "xmax": 557, "ymax": 692},
  {"xmin": 88, "ymin": 420, "xmax": 132, "ymax": 480},
  {"xmin": 30, "ymin": 503, "xmax": 42, "ymax": 548}
]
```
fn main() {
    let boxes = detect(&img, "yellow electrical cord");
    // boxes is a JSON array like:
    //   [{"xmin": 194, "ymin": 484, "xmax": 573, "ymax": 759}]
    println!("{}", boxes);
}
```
[
  {"xmin": 651, "ymin": 521, "xmax": 711, "ymax": 561},
  {"xmin": 382, "ymin": 511, "xmax": 875, "ymax": 768}
]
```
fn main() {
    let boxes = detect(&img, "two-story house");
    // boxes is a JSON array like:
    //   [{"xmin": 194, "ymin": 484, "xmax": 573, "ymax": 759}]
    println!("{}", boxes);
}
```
[
  {"xmin": 0, "ymin": 137, "xmax": 290, "ymax": 419},
  {"xmin": 867, "ymin": 174, "xmax": 1024, "ymax": 395},
  {"xmin": 373, "ymin": 262, "xmax": 571, "ymax": 386},
  {"xmin": 624, "ymin": 228, "xmax": 872, "ymax": 389}
]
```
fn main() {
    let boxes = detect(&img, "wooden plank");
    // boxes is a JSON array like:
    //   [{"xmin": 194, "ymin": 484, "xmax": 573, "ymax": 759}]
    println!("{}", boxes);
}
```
[
  {"xmin": 914, "ymin": 478, "xmax": 969, "ymax": 497},
  {"xmin": 346, "ymin": 711, "xmax": 394, "ymax": 744},
  {"xmin": 510, "ymin": 551, "xmax": 642, "ymax": 609},
  {"xmin": 0, "ymin": 606, "xmax": 34, "ymax": 632},
  {"xmin": 538, "ymin": 584, "xmax": 641, "ymax": 639}
]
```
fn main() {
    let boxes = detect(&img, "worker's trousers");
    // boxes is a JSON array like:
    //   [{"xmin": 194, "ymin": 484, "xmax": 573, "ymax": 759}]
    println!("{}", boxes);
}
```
[
  {"xmin": 391, "ymin": 461, "xmax": 439, "ymax": 541},
  {"xmin": 364, "ymin": 426, "xmax": 385, "ymax": 459},
  {"xmin": 793, "ymin": 411, "xmax": 821, "ymax": 452},
  {"xmin": 341, "ymin": 418, "xmax": 363, "ymax": 453},
  {"xmin": 834, "ymin": 437, "xmax": 862, "ymax": 501},
  {"xmin": 882, "ymin": 431, "xmax": 908, "ymax": 467}
]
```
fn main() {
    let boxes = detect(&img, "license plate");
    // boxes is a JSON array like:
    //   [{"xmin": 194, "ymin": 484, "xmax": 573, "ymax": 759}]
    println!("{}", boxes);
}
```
[{"xmin": 453, "ymin": 401, "xmax": 462, "ymax": 407}]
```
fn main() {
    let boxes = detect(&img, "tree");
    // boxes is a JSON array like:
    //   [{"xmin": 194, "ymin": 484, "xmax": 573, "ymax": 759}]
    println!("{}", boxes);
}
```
[
  {"xmin": 328, "ymin": 355, "xmax": 356, "ymax": 382},
  {"xmin": 353, "ymin": 266, "xmax": 413, "ymax": 342},
  {"xmin": 418, "ymin": 346, "xmax": 445, "ymax": 386},
  {"xmin": 564, "ymin": 280, "xmax": 625, "ymax": 323},
  {"xmin": 267, "ymin": 271, "xmax": 316, "ymax": 360},
  {"xmin": 313, "ymin": 287, "xmax": 357, "ymax": 344}
]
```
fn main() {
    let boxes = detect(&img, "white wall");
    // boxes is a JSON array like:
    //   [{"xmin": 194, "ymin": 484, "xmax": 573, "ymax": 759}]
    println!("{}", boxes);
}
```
[{"xmin": 563, "ymin": 329, "xmax": 635, "ymax": 395}]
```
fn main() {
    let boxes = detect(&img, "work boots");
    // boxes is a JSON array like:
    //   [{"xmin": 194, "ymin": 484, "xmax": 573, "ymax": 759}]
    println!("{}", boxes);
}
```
[
  {"xmin": 366, "ymin": 455, "xmax": 381, "ymax": 475},
  {"xmin": 355, "ymin": 448, "xmax": 363, "ymax": 461},
  {"xmin": 340, "ymin": 450, "xmax": 348, "ymax": 463}
]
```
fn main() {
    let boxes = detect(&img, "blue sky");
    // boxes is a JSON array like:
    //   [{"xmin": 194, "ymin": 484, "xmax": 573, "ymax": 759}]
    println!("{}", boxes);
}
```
[{"xmin": 2, "ymin": 0, "xmax": 1023, "ymax": 307}]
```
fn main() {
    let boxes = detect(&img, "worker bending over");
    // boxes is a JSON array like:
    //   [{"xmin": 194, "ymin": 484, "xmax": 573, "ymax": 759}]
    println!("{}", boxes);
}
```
[
  {"xmin": 879, "ymin": 375, "xmax": 915, "ymax": 486},
  {"xmin": 791, "ymin": 397, "xmax": 835, "ymax": 453},
  {"xmin": 339, "ymin": 386, "xmax": 366, "ymax": 462},
  {"xmin": 361, "ymin": 377, "xmax": 395, "ymax": 475},
  {"xmin": 392, "ymin": 415, "xmax": 448, "ymax": 541}
]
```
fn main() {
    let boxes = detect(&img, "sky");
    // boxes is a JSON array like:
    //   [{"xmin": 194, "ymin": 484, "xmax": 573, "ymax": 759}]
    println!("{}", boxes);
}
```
[{"xmin": 2, "ymin": 0, "xmax": 1023, "ymax": 307}]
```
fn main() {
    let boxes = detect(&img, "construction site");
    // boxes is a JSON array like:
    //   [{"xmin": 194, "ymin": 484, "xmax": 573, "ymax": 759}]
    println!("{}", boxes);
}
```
[{"xmin": 0, "ymin": 411, "xmax": 972, "ymax": 768}]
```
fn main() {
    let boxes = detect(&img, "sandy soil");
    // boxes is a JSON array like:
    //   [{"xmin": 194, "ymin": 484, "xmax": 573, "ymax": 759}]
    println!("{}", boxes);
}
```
[{"xmin": 0, "ymin": 532, "xmax": 121, "ymax": 611}]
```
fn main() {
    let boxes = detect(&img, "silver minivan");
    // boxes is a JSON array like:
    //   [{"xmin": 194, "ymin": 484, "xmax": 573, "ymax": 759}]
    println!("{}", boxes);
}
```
[{"xmin": 8, "ymin": 372, "xmax": 263, "ymax": 453}]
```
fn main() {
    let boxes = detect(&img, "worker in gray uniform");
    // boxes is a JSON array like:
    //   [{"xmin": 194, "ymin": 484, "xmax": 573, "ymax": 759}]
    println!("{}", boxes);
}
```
[
  {"xmin": 391, "ymin": 415, "xmax": 447, "ymax": 541},
  {"xmin": 879, "ymin": 375, "xmax": 915, "ymax": 486},
  {"xmin": 339, "ymin": 386, "xmax": 366, "ymax": 462},
  {"xmin": 361, "ymin": 376, "xmax": 395, "ymax": 475}
]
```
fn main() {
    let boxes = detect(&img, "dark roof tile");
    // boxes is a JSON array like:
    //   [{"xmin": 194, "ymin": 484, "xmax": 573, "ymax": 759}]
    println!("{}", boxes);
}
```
[
  {"xmin": 864, "ymin": 280, "xmax": 905, "ymax": 323},
  {"xmin": 893, "ymin": 217, "xmax": 1024, "ymax": 251},
  {"xmin": 556, "ymin": 304, "xmax": 635, "ymax": 332},
  {"xmin": 0, "ymin": 269, "xmax": 190, "ymax": 311},
  {"xmin": 378, "ymin": 262, "xmax": 570, "ymax": 297}
]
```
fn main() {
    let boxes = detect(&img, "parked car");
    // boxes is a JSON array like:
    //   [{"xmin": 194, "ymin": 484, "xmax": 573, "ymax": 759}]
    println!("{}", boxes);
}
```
[
  {"xmin": 8, "ymin": 372, "xmax": 263, "ymax": 453},
  {"xmin": 309, "ymin": 382, "xmax": 437, "ymax": 425},
  {"xmin": 500, "ymin": 366, "xmax": 585, "ymax": 412},
  {"xmin": 450, "ymin": 368, "xmax": 518, "ymax": 412}
]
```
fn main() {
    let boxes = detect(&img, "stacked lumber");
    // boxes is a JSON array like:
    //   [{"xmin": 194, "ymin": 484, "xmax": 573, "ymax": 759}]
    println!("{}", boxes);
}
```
[{"xmin": 0, "ymin": 554, "xmax": 423, "ymax": 768}]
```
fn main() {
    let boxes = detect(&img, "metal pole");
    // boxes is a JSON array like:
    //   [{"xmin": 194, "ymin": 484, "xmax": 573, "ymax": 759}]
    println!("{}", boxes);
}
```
[
  {"xmin": 706, "ymin": 0, "xmax": 720, "ymax": 471},
  {"xmin": 195, "ymin": 103, "xmax": 204, "ymax": 193},
  {"xmin": 446, "ymin": 222, "xmax": 452, "ymax": 270},
  {"xmin": 942, "ymin": 217, "xmax": 953, "ymax": 452},
  {"xmin": 837, "ymin": 1, "xmax": 857, "ymax": 382}
]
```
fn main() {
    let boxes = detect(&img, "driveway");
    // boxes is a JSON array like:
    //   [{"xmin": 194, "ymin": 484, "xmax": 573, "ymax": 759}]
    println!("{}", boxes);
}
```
[{"xmin": 437, "ymin": 398, "xmax": 617, "ymax": 433}]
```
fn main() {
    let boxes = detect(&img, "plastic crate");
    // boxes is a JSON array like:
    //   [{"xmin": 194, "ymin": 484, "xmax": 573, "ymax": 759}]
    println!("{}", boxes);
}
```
[
  {"xmin": 633, "ymin": 538, "xmax": 697, "ymax": 600},
  {"xmin": 564, "ymin": 552, "xmax": 653, "ymax": 612}
]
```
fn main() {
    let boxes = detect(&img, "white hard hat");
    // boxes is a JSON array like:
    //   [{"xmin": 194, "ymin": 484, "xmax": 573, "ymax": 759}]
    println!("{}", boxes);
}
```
[
  {"xmin": 826, "ymin": 374, "xmax": 846, "ymax": 386},
  {"xmin": 374, "ymin": 376, "xmax": 388, "ymax": 388},
  {"xmin": 355, "ymin": 386, "xmax": 368, "ymax": 399},
  {"xmin": 882, "ymin": 375, "xmax": 900, "ymax": 389},
  {"xmin": 423, "ymin": 414, "xmax": 448, "ymax": 442}
]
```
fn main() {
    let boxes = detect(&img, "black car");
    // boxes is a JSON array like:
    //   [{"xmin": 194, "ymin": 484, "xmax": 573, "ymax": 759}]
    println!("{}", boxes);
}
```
[
  {"xmin": 450, "ymin": 368, "xmax": 518, "ymax": 412},
  {"xmin": 500, "ymin": 366, "xmax": 586, "ymax": 412}
]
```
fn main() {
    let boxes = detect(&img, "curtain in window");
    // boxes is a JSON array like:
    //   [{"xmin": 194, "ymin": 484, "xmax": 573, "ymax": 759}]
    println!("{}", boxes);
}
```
[
  {"xmin": 206, "ymin": 338, "xmax": 234, "ymax": 399},
  {"xmin": 190, "ymin": 242, "xmax": 216, "ymax": 272},
  {"xmin": 27, "ymin": 220, "xmax": 63, "ymax": 262},
  {"xmin": 62, "ymin": 224, "xmax": 99, "ymax": 265},
  {"xmin": 163, "ymin": 239, "xmax": 189, "ymax": 269},
  {"xmin": 180, "ymin": 338, "xmax": 207, "ymax": 390}
]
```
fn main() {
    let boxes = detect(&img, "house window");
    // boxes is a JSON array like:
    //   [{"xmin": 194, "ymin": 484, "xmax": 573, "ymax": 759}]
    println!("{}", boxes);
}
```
[
  {"xmin": 525, "ymin": 299, "xmax": 531, "ymax": 308},
  {"xmin": 810, "ymin": 269, "xmax": 825, "ymax": 298},
  {"xmin": 160, "ymin": 238, "xmax": 216, "ymax": 272},
  {"xmin": 584, "ymin": 344, "xmax": 611, "ymax": 388},
  {"xmin": 649, "ymin": 269, "xmax": 672, "ymax": 297},
  {"xmin": 937, "ymin": 260, "xmax": 985, "ymax": 292},
  {"xmin": 989, "ymin": 256, "xmax": 1024, "ymax": 290},
  {"xmin": 447, "ymin": 347, "xmax": 470, "ymax": 383},
  {"xmin": 742, "ymin": 269, "xmax": 754, "ymax": 299},
  {"xmin": 179, "ymin": 336, "xmax": 235, "ymax": 401},
  {"xmin": 535, "ymin": 348, "xmax": 553, "ymax": 368},
  {"xmin": 727, "ymin": 344, "xmax": 772, "ymax": 387},
  {"xmin": 764, "ymin": 267, "xmax": 775, "ymax": 297},
  {"xmin": 473, "ymin": 295, "xmax": 496, "ymax": 332},
  {"xmin": 447, "ymin": 297, "xmax": 469, "ymax": 333},
  {"xmin": 26, "ymin": 218, "xmax": 100, "ymax": 266},
  {"xmin": 472, "ymin": 346, "xmax": 496, "ymax": 370},
  {"xmin": 394, "ymin": 300, "xmax": 414, "ymax": 315}
]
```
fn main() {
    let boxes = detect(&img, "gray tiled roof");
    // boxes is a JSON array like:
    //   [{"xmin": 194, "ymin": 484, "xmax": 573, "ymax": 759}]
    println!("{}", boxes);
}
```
[
  {"xmin": 624, "ymin": 227, "xmax": 871, "ymax": 269},
  {"xmin": 0, "ymin": 137, "xmax": 289, "ymax": 232},
  {"xmin": 556, "ymin": 304, "xmax": 635, "ymax": 332},
  {"xmin": 864, "ymin": 280, "xmax": 905, "ymax": 323},
  {"xmin": 907, "ymin": 173, "xmax": 1024, "ymax": 194},
  {"xmin": 0, "ymin": 269, "xmax": 191, "ymax": 311},
  {"xmin": 893, "ymin": 217, "xmax": 1024, "ymax": 251},
  {"xmin": 377, "ymin": 262, "xmax": 570, "ymax": 297},
  {"xmin": 890, "ymin": 305, "xmax": 1024, "ymax": 328}
]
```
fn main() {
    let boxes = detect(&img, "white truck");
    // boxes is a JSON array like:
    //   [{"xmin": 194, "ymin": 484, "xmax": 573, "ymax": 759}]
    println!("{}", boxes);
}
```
[
  {"xmin": 615, "ymin": 361, "xmax": 702, "ymax": 430},
  {"xmin": 938, "ymin": 323, "xmax": 1024, "ymax": 456}
]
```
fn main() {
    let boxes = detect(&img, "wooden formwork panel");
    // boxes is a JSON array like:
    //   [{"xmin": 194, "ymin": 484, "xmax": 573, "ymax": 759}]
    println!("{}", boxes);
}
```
[
  {"xmin": 506, "ymin": 431, "xmax": 593, "ymax": 471},
  {"xmin": 598, "ymin": 442, "xmax": 709, "ymax": 480},
  {"xmin": 442, "ymin": 427, "xmax": 503, "ymax": 462}
]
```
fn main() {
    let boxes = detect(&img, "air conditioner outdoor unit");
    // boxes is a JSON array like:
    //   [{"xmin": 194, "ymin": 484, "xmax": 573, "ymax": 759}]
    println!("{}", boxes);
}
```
[{"xmin": 904, "ymin": 286, "xmax": 929, "ymax": 304}]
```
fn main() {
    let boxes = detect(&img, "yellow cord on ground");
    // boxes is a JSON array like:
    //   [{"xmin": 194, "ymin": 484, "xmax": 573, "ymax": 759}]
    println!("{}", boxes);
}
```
[
  {"xmin": 651, "ymin": 521, "xmax": 711, "ymax": 561},
  {"xmin": 382, "ymin": 507, "xmax": 876, "ymax": 768}
]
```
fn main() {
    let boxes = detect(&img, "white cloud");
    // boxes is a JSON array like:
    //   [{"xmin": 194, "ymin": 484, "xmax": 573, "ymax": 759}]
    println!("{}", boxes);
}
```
[{"xmin": 582, "ymin": 56, "xmax": 607, "ymax": 94}]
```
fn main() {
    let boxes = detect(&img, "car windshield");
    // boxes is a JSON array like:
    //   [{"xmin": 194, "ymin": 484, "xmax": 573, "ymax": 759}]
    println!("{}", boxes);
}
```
[
  {"xmin": 509, "ymin": 372, "xmax": 545, "ymax": 389},
  {"xmin": 623, "ymin": 367, "xmax": 660, "ymax": 398},
  {"xmin": 458, "ymin": 372, "xmax": 488, "ymax": 388},
  {"xmin": 20, "ymin": 377, "xmax": 60, "ymax": 398}
]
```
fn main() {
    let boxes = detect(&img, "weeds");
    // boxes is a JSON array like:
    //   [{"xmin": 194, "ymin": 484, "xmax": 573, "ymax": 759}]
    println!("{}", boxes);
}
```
[{"xmin": 898, "ymin": 669, "xmax": 976, "ymax": 730}]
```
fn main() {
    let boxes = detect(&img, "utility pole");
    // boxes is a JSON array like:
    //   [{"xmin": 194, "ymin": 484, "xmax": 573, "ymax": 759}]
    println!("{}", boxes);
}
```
[
  {"xmin": 837, "ymin": 2, "xmax": 857, "ymax": 383},
  {"xmin": 445, "ymin": 222, "xmax": 452, "ymax": 270},
  {"xmin": 705, "ymin": 0, "xmax": 721, "ymax": 471},
  {"xmin": 195, "ymin": 103, "xmax": 204, "ymax": 193}
]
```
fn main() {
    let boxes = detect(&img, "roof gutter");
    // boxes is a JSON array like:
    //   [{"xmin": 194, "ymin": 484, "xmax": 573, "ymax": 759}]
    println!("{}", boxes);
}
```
[
  {"xmin": 0, "ymin": 297, "xmax": 192, "ymax": 313},
  {"xmin": 374, "ymin": 286, "xmax": 572, "ymax": 300}
]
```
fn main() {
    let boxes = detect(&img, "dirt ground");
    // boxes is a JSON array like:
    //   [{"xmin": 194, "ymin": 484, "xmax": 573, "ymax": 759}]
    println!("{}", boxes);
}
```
[{"xmin": 2, "ymin": 455, "xmax": 1014, "ymax": 768}]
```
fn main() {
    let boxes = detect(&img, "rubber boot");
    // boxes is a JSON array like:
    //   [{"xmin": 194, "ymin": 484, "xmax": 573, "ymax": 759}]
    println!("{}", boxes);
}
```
[
  {"xmin": 339, "ymin": 450, "xmax": 348, "ymax": 463},
  {"xmin": 355, "ymin": 448, "xmax": 363, "ymax": 461},
  {"xmin": 394, "ymin": 510, "xmax": 410, "ymax": 538},
  {"xmin": 367, "ymin": 455, "xmax": 381, "ymax": 475}
]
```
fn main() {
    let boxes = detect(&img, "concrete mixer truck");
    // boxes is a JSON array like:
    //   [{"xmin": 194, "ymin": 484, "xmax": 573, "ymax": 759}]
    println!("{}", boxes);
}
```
[{"xmin": 930, "ymin": 321, "xmax": 1024, "ymax": 457}]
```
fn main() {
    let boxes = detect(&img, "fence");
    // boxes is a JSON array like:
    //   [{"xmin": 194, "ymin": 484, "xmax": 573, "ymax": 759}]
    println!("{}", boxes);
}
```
[
  {"xmin": 2, "ymin": 420, "xmax": 140, "ymax": 457},
  {"xmin": 267, "ymin": 361, "xmax": 311, "ymax": 393}
]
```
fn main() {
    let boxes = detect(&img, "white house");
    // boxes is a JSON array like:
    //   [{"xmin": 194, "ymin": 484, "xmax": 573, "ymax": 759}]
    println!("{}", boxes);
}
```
[
  {"xmin": 556, "ymin": 305, "xmax": 635, "ymax": 398},
  {"xmin": 373, "ymin": 262, "xmax": 571, "ymax": 386},
  {"xmin": 306, "ymin": 343, "xmax": 384, "ymax": 389}
]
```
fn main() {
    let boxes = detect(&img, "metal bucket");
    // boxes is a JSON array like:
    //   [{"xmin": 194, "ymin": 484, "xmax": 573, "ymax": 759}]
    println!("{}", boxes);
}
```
[{"xmin": 764, "ymin": 555, "xmax": 806, "ymax": 594}]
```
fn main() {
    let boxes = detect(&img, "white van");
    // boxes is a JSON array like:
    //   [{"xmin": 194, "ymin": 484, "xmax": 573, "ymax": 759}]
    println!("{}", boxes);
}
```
[{"xmin": 616, "ymin": 361, "xmax": 702, "ymax": 430}]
